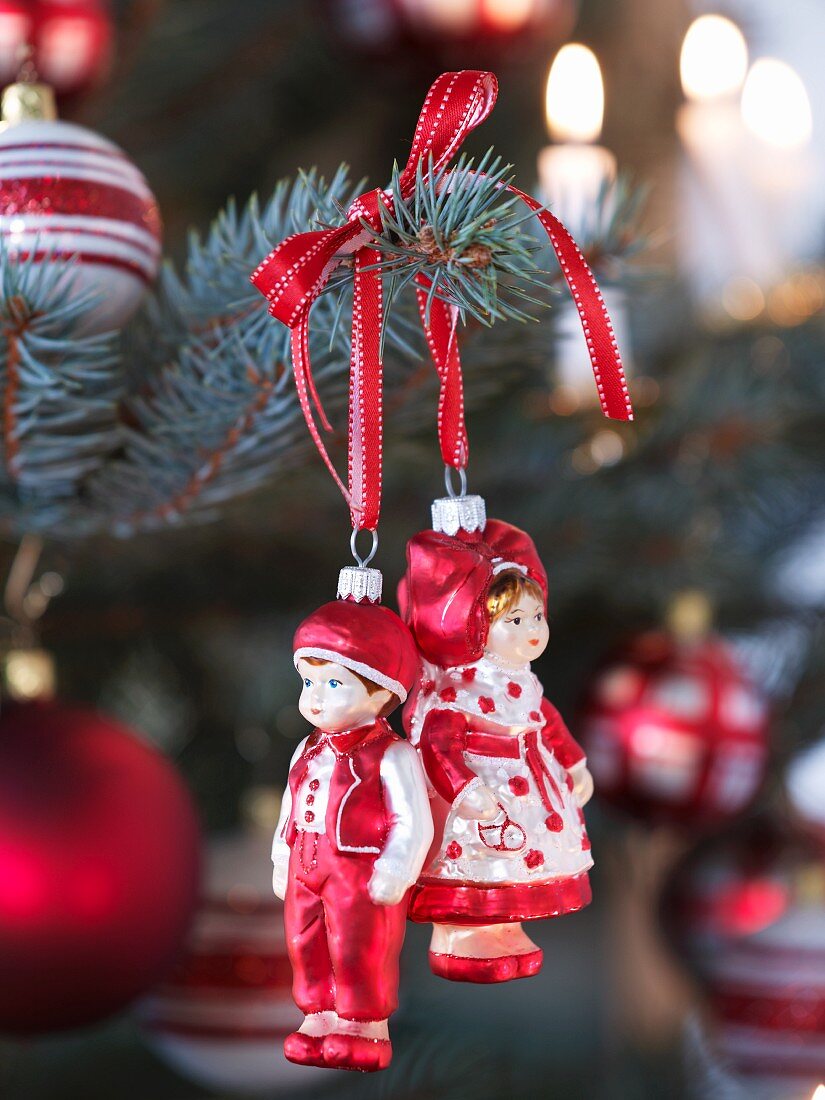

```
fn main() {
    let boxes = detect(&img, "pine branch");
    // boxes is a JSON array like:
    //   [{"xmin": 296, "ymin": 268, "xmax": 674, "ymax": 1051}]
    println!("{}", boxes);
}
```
[
  {"xmin": 0, "ymin": 162, "xmax": 644, "ymax": 538},
  {"xmin": 0, "ymin": 251, "xmax": 122, "ymax": 530}
]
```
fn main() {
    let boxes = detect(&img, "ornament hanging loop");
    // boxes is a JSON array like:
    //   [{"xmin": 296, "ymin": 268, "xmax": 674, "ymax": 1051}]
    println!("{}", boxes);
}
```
[
  {"xmin": 339, "ymin": 528, "xmax": 382, "ymax": 604},
  {"xmin": 444, "ymin": 464, "xmax": 468, "ymax": 501},
  {"xmin": 350, "ymin": 527, "xmax": 379, "ymax": 569}
]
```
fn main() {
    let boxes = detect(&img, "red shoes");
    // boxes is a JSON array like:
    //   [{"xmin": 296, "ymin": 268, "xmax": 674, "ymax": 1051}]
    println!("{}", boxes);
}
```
[
  {"xmin": 323, "ymin": 1032, "xmax": 392, "ymax": 1072},
  {"xmin": 283, "ymin": 1030, "xmax": 392, "ymax": 1072},
  {"xmin": 283, "ymin": 1031, "xmax": 326, "ymax": 1067},
  {"xmin": 428, "ymin": 947, "xmax": 543, "ymax": 983}
]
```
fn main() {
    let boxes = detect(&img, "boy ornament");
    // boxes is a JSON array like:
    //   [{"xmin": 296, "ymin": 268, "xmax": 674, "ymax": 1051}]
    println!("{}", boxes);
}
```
[
  {"xmin": 272, "ymin": 598, "xmax": 433, "ymax": 1071},
  {"xmin": 401, "ymin": 505, "xmax": 594, "ymax": 983}
]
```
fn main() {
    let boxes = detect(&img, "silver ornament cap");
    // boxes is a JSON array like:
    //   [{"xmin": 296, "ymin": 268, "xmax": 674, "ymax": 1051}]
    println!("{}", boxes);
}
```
[
  {"xmin": 337, "ymin": 565, "xmax": 383, "ymax": 604},
  {"xmin": 431, "ymin": 493, "xmax": 487, "ymax": 537}
]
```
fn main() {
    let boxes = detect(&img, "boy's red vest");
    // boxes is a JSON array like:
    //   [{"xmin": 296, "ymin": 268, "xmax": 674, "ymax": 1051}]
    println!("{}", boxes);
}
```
[{"xmin": 284, "ymin": 720, "xmax": 397, "ymax": 855}]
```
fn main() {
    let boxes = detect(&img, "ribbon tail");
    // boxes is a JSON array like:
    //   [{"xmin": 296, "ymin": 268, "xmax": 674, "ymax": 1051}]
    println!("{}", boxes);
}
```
[
  {"xmin": 416, "ymin": 278, "xmax": 468, "ymax": 469},
  {"xmin": 348, "ymin": 249, "xmax": 383, "ymax": 531},
  {"xmin": 291, "ymin": 317, "xmax": 349, "ymax": 504},
  {"xmin": 525, "ymin": 729, "xmax": 564, "ymax": 816},
  {"xmin": 510, "ymin": 186, "xmax": 634, "ymax": 422}
]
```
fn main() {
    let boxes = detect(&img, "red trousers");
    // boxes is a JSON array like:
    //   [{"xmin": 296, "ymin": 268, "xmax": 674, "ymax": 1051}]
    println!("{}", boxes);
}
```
[{"xmin": 284, "ymin": 830, "xmax": 408, "ymax": 1022}]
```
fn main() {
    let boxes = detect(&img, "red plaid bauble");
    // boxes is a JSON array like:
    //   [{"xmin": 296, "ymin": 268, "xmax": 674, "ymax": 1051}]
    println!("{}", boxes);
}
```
[{"xmin": 579, "ymin": 631, "xmax": 769, "ymax": 829}]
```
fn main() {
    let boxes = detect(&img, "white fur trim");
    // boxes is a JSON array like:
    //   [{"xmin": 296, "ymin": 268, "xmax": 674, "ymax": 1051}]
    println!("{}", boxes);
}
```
[
  {"xmin": 491, "ymin": 559, "xmax": 528, "ymax": 576},
  {"xmin": 293, "ymin": 647, "xmax": 408, "ymax": 702}
]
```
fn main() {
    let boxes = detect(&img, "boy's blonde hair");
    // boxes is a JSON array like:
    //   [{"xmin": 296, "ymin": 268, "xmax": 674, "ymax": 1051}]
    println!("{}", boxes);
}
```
[{"xmin": 486, "ymin": 570, "xmax": 544, "ymax": 624}]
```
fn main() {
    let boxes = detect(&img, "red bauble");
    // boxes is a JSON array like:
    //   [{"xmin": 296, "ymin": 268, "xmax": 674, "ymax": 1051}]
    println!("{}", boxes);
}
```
[
  {"xmin": 323, "ymin": 0, "xmax": 576, "ymax": 63},
  {"xmin": 139, "ymin": 831, "xmax": 315, "ymax": 1093},
  {"xmin": 0, "ymin": 700, "xmax": 201, "ymax": 1035},
  {"xmin": 0, "ymin": 0, "xmax": 113, "ymax": 97},
  {"xmin": 579, "ymin": 631, "xmax": 769, "ymax": 829},
  {"xmin": 662, "ymin": 819, "xmax": 825, "ymax": 1091}
]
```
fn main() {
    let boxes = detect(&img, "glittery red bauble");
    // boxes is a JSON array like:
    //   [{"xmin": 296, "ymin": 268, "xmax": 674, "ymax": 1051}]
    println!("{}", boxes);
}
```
[
  {"xmin": 0, "ymin": 0, "xmax": 113, "ymax": 96},
  {"xmin": 661, "ymin": 819, "xmax": 825, "ymax": 1090},
  {"xmin": 322, "ymin": 0, "xmax": 577, "ymax": 63},
  {"xmin": 579, "ymin": 632, "xmax": 769, "ymax": 829},
  {"xmin": 0, "ymin": 700, "xmax": 201, "ymax": 1035}
]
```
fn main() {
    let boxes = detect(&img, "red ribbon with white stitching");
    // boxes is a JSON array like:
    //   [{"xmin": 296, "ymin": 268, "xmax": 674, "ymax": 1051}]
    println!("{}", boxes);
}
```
[{"xmin": 251, "ymin": 70, "xmax": 633, "ymax": 530}]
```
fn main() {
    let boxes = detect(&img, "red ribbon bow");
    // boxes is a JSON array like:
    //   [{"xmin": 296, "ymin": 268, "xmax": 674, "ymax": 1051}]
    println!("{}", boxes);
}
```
[{"xmin": 251, "ymin": 70, "xmax": 633, "ymax": 533}]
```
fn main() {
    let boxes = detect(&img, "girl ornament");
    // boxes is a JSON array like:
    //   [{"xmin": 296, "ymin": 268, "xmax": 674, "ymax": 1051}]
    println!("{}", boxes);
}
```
[{"xmin": 402, "ymin": 506, "xmax": 594, "ymax": 983}]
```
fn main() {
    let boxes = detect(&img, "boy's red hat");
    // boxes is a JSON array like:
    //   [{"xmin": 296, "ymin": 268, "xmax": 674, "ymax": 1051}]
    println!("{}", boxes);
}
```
[{"xmin": 293, "ymin": 600, "xmax": 419, "ymax": 703}]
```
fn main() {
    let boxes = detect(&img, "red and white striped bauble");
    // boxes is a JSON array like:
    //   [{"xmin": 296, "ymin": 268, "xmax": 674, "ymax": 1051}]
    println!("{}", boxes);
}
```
[
  {"xmin": 579, "ymin": 631, "xmax": 770, "ymax": 829},
  {"xmin": 0, "ymin": 117, "xmax": 161, "ymax": 332},
  {"xmin": 138, "ymin": 830, "xmax": 316, "ymax": 1094},
  {"xmin": 663, "ymin": 821, "xmax": 825, "ymax": 1098}
]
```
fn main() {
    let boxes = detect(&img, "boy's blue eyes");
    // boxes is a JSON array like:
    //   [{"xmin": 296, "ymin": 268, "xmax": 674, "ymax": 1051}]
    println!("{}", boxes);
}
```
[
  {"xmin": 303, "ymin": 678, "xmax": 312, "ymax": 688},
  {"xmin": 328, "ymin": 679, "xmax": 341, "ymax": 689}
]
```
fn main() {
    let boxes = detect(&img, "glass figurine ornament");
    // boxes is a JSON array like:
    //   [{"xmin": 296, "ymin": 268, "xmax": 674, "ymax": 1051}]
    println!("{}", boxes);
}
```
[
  {"xmin": 271, "ymin": 594, "xmax": 433, "ymax": 1072},
  {"xmin": 400, "ymin": 497, "xmax": 594, "ymax": 982}
]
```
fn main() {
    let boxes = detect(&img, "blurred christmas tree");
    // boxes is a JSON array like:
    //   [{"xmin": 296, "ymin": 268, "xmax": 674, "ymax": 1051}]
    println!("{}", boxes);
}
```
[{"xmin": 3, "ymin": 2, "xmax": 825, "ymax": 1099}]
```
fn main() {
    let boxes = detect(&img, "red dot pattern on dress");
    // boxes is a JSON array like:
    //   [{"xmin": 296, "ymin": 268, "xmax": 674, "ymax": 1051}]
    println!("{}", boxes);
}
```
[
  {"xmin": 525, "ymin": 849, "xmax": 545, "ymax": 869},
  {"xmin": 478, "ymin": 696, "xmax": 496, "ymax": 714},
  {"xmin": 507, "ymin": 681, "xmax": 522, "ymax": 698},
  {"xmin": 529, "ymin": 711, "xmax": 542, "ymax": 723},
  {"xmin": 309, "ymin": 779, "xmax": 320, "ymax": 791},
  {"xmin": 581, "ymin": 835, "xmax": 592, "ymax": 851},
  {"xmin": 423, "ymin": 680, "xmax": 436, "ymax": 696},
  {"xmin": 509, "ymin": 776, "xmax": 530, "ymax": 796},
  {"xmin": 445, "ymin": 841, "xmax": 462, "ymax": 860},
  {"xmin": 439, "ymin": 686, "xmax": 457, "ymax": 703},
  {"xmin": 461, "ymin": 668, "xmax": 476, "ymax": 682},
  {"xmin": 545, "ymin": 812, "xmax": 563, "ymax": 832}
]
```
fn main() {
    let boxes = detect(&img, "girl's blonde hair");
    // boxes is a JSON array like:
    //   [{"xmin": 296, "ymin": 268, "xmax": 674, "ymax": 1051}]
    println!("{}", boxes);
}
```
[{"xmin": 486, "ymin": 570, "xmax": 544, "ymax": 623}]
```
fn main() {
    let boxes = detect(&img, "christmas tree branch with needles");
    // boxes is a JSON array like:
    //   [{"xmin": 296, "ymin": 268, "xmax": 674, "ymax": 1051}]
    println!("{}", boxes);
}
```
[{"xmin": 0, "ymin": 156, "xmax": 644, "ymax": 539}]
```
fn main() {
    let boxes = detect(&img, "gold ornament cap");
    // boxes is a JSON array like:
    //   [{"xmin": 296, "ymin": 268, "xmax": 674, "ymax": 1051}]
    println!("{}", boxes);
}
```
[
  {"xmin": 3, "ymin": 647, "xmax": 56, "ymax": 701},
  {"xmin": 666, "ymin": 589, "xmax": 713, "ymax": 644},
  {"xmin": 1, "ymin": 81, "xmax": 57, "ymax": 126}
]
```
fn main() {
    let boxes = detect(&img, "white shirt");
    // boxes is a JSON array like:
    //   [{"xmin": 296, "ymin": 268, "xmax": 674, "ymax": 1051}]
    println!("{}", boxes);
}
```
[
  {"xmin": 272, "ymin": 735, "xmax": 433, "ymax": 893},
  {"xmin": 293, "ymin": 743, "xmax": 334, "ymax": 833}
]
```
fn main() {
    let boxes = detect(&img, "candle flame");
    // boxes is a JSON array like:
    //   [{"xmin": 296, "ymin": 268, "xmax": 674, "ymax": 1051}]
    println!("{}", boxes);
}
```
[
  {"xmin": 680, "ymin": 15, "xmax": 748, "ymax": 102},
  {"xmin": 812, "ymin": 1086, "xmax": 825, "ymax": 1100},
  {"xmin": 545, "ymin": 44, "xmax": 604, "ymax": 143},
  {"xmin": 741, "ymin": 58, "xmax": 812, "ymax": 150}
]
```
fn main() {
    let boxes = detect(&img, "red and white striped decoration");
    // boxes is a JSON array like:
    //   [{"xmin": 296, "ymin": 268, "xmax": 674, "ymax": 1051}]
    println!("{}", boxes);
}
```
[
  {"xmin": 0, "ymin": 117, "xmax": 161, "ymax": 333},
  {"xmin": 664, "ymin": 824, "xmax": 825, "ymax": 1097},
  {"xmin": 138, "ymin": 831, "xmax": 316, "ymax": 1093}
]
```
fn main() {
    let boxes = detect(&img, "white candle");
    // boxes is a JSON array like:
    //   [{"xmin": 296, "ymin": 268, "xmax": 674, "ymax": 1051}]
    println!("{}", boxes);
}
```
[
  {"xmin": 740, "ymin": 57, "xmax": 815, "ymax": 275},
  {"xmin": 538, "ymin": 45, "xmax": 629, "ymax": 411},
  {"xmin": 676, "ymin": 16, "xmax": 790, "ymax": 307},
  {"xmin": 537, "ymin": 44, "xmax": 617, "ymax": 240}
]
